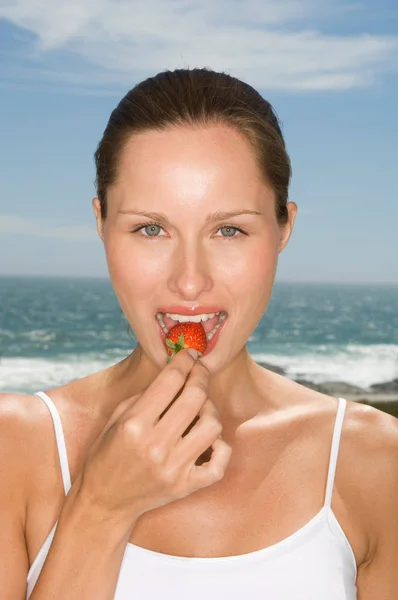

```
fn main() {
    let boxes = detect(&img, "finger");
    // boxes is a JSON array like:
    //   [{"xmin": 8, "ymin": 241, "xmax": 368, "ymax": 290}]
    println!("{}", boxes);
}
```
[
  {"xmin": 173, "ymin": 399, "xmax": 222, "ymax": 463},
  {"xmin": 101, "ymin": 395, "xmax": 139, "ymax": 433},
  {"xmin": 126, "ymin": 348, "xmax": 198, "ymax": 426},
  {"xmin": 191, "ymin": 437, "xmax": 232, "ymax": 489},
  {"xmin": 154, "ymin": 361, "xmax": 211, "ymax": 443}
]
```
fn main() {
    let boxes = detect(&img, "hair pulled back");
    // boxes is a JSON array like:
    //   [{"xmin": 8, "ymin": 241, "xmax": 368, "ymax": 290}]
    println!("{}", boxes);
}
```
[{"xmin": 94, "ymin": 67, "xmax": 291, "ymax": 225}]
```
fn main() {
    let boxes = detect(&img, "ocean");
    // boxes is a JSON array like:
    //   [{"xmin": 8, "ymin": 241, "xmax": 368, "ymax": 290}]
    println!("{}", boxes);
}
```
[{"xmin": 1, "ymin": 276, "xmax": 397, "ymax": 395}]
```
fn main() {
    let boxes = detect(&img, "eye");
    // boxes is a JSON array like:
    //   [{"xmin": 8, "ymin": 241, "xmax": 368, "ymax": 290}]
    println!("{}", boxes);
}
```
[
  {"xmin": 132, "ymin": 222, "xmax": 247, "ymax": 238},
  {"xmin": 217, "ymin": 226, "xmax": 244, "ymax": 237},
  {"xmin": 132, "ymin": 222, "xmax": 165, "ymax": 237}
]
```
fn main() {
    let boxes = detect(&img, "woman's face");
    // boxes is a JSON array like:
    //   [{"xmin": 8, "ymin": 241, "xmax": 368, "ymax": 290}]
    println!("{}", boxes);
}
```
[{"xmin": 93, "ymin": 124, "xmax": 296, "ymax": 372}]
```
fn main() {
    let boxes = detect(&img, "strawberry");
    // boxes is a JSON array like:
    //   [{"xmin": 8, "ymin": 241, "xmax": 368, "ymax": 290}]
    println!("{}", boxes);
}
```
[{"xmin": 165, "ymin": 321, "xmax": 207, "ymax": 363}]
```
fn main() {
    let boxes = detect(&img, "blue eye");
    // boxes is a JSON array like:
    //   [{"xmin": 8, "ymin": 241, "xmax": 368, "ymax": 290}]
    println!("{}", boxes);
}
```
[
  {"xmin": 219, "ymin": 226, "xmax": 238, "ymax": 237},
  {"xmin": 143, "ymin": 224, "xmax": 162, "ymax": 236},
  {"xmin": 132, "ymin": 222, "xmax": 247, "ymax": 238}
]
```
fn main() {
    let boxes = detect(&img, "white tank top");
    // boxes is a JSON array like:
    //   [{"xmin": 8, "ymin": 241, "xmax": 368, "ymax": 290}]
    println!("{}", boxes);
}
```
[{"xmin": 26, "ymin": 393, "xmax": 357, "ymax": 599}]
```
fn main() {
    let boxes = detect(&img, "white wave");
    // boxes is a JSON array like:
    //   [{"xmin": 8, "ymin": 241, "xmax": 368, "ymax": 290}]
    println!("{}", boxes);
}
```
[
  {"xmin": 20, "ymin": 330, "xmax": 57, "ymax": 342},
  {"xmin": 1, "ymin": 344, "xmax": 398, "ymax": 395},
  {"xmin": 0, "ymin": 352, "xmax": 128, "ymax": 394},
  {"xmin": 251, "ymin": 344, "xmax": 398, "ymax": 390}
]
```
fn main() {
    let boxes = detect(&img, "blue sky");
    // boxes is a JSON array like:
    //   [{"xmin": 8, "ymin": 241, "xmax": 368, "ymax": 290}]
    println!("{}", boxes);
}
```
[{"xmin": 0, "ymin": 0, "xmax": 397, "ymax": 283}]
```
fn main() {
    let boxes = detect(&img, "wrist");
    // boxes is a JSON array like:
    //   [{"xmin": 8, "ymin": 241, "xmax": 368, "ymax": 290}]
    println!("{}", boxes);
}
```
[{"xmin": 61, "ymin": 480, "xmax": 141, "ymax": 548}]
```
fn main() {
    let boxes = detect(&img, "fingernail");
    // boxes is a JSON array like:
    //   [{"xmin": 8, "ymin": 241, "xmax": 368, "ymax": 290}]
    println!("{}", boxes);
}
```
[{"xmin": 188, "ymin": 348, "xmax": 198, "ymax": 360}]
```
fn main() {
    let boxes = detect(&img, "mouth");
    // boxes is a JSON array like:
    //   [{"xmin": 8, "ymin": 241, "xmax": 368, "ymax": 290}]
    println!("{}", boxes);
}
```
[{"xmin": 156, "ymin": 311, "xmax": 228, "ymax": 342}]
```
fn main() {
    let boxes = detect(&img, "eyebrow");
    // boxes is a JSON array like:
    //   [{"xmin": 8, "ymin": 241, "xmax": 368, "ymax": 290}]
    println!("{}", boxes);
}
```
[{"xmin": 117, "ymin": 209, "xmax": 262, "ymax": 224}]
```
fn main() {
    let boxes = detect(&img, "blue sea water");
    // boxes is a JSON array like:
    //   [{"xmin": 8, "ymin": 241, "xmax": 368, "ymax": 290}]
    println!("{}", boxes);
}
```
[{"xmin": 0, "ymin": 276, "xmax": 397, "ymax": 394}]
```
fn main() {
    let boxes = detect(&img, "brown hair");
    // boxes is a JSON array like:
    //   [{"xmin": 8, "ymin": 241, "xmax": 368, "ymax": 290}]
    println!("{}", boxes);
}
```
[{"xmin": 94, "ymin": 67, "xmax": 291, "ymax": 225}]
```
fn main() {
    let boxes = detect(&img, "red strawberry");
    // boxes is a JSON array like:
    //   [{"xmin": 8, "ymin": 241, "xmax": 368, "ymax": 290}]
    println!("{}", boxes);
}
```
[{"xmin": 165, "ymin": 321, "xmax": 207, "ymax": 363}]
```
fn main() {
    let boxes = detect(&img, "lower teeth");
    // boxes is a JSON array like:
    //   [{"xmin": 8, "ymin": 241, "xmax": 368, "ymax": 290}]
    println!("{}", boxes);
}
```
[{"xmin": 207, "ymin": 322, "xmax": 221, "ymax": 341}]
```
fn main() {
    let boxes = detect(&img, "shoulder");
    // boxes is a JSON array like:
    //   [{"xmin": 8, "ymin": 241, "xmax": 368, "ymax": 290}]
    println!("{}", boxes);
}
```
[
  {"xmin": 0, "ymin": 391, "xmax": 51, "ymax": 440},
  {"xmin": 0, "ymin": 394, "xmax": 44, "ymax": 600},
  {"xmin": 342, "ymin": 397, "xmax": 398, "ymax": 454},
  {"xmin": 0, "ymin": 391, "xmax": 51, "ymax": 476},
  {"xmin": 0, "ymin": 393, "xmax": 52, "ymax": 526},
  {"xmin": 0, "ymin": 392, "xmax": 64, "ymax": 498},
  {"xmin": 284, "ymin": 378, "xmax": 398, "ymax": 567},
  {"xmin": 0, "ymin": 391, "xmax": 48, "ymax": 443},
  {"xmin": 338, "ymin": 399, "xmax": 398, "ymax": 563},
  {"xmin": 342, "ymin": 399, "xmax": 398, "ymax": 485},
  {"xmin": 340, "ymin": 399, "xmax": 398, "ymax": 597}
]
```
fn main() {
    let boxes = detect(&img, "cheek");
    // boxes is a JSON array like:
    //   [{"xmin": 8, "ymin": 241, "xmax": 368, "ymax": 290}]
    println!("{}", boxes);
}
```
[
  {"xmin": 105, "ymin": 236, "xmax": 168, "ymax": 292},
  {"xmin": 218, "ymin": 241, "xmax": 277, "ymax": 287},
  {"xmin": 240, "ymin": 245, "xmax": 278, "ymax": 320},
  {"xmin": 251, "ymin": 244, "xmax": 278, "ymax": 281}
]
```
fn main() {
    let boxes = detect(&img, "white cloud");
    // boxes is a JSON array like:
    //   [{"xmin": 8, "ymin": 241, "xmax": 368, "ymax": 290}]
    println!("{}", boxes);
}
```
[
  {"xmin": 0, "ymin": 0, "xmax": 397, "ymax": 92},
  {"xmin": 0, "ymin": 214, "xmax": 97, "ymax": 241}
]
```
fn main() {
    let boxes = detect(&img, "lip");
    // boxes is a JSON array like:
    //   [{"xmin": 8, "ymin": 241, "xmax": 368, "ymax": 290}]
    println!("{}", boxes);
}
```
[{"xmin": 156, "ymin": 305, "xmax": 227, "ymax": 316}]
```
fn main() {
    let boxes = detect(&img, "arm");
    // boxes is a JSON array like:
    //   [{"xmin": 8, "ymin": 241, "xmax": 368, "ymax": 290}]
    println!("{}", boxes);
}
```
[
  {"xmin": 0, "ymin": 395, "xmax": 31, "ymax": 600},
  {"xmin": 0, "ymin": 394, "xmax": 138, "ymax": 600},
  {"xmin": 356, "ymin": 407, "xmax": 398, "ymax": 599},
  {"xmin": 30, "ymin": 478, "xmax": 138, "ymax": 600}
]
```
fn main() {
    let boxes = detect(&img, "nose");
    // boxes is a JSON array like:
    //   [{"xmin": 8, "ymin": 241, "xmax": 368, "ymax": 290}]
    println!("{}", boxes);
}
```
[{"xmin": 167, "ymin": 242, "xmax": 214, "ymax": 300}]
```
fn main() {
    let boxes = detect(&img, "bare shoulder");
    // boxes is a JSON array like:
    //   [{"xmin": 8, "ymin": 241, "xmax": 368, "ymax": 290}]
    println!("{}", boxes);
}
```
[
  {"xmin": 0, "ymin": 392, "xmax": 52, "ymax": 598},
  {"xmin": 0, "ymin": 390, "xmax": 71, "ymax": 511},
  {"xmin": 339, "ymin": 399, "xmax": 398, "ymax": 596},
  {"xmin": 341, "ymin": 398, "xmax": 398, "ymax": 519},
  {"xmin": 0, "ymin": 391, "xmax": 52, "ymax": 444},
  {"xmin": 282, "ymin": 375, "xmax": 397, "ymax": 568},
  {"xmin": 342, "ymin": 397, "xmax": 398, "ymax": 459},
  {"xmin": 307, "ymin": 388, "xmax": 397, "ymax": 544},
  {"xmin": 0, "ymin": 391, "xmax": 52, "ymax": 492},
  {"xmin": 0, "ymin": 390, "xmax": 48, "ymax": 422},
  {"xmin": 0, "ymin": 391, "xmax": 48, "ymax": 450},
  {"xmin": 329, "ymin": 397, "xmax": 397, "ymax": 547},
  {"xmin": 0, "ymin": 392, "xmax": 40, "ymax": 517}
]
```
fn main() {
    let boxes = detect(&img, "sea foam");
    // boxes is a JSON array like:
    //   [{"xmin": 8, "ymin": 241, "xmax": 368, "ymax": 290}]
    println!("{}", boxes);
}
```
[
  {"xmin": 1, "ymin": 344, "xmax": 397, "ymax": 394},
  {"xmin": 252, "ymin": 343, "xmax": 398, "ymax": 390}
]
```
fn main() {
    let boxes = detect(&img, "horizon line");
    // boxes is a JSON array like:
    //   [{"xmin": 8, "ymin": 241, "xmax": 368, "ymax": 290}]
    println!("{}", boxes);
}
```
[{"xmin": 1, "ymin": 274, "xmax": 397, "ymax": 286}]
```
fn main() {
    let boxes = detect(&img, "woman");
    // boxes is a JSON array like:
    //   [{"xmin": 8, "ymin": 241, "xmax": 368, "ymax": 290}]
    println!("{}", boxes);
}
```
[{"xmin": 1, "ymin": 67, "xmax": 397, "ymax": 599}]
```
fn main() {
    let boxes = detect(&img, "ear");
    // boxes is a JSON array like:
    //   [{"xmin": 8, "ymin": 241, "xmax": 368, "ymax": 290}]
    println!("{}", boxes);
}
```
[
  {"xmin": 92, "ymin": 198, "xmax": 104, "ymax": 242},
  {"xmin": 278, "ymin": 202, "xmax": 298, "ymax": 254}
]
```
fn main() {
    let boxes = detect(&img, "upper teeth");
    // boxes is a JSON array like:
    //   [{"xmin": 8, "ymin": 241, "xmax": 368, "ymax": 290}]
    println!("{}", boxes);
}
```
[{"xmin": 162, "ymin": 312, "xmax": 223, "ymax": 323}]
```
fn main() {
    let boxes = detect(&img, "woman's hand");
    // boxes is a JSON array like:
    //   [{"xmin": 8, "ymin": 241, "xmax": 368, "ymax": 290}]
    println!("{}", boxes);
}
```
[{"xmin": 77, "ymin": 349, "xmax": 232, "ymax": 525}]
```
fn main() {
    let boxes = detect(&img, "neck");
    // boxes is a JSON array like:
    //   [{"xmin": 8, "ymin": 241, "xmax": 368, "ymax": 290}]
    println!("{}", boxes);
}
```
[{"xmin": 106, "ymin": 344, "xmax": 273, "ymax": 437}]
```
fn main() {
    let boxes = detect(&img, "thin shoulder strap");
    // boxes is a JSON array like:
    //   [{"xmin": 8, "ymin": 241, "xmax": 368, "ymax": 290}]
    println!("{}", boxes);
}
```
[
  {"xmin": 35, "ymin": 392, "xmax": 72, "ymax": 496},
  {"xmin": 324, "ymin": 397, "xmax": 347, "ymax": 508}
]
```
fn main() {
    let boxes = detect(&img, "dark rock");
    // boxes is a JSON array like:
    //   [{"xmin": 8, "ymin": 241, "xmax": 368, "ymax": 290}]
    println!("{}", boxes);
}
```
[
  {"xmin": 370, "ymin": 378, "xmax": 398, "ymax": 393},
  {"xmin": 256, "ymin": 362, "xmax": 286, "ymax": 375},
  {"xmin": 294, "ymin": 379, "xmax": 324, "ymax": 392},
  {"xmin": 294, "ymin": 380, "xmax": 367, "ymax": 395},
  {"xmin": 255, "ymin": 362, "xmax": 372, "ymax": 397},
  {"xmin": 317, "ymin": 381, "xmax": 368, "ymax": 395}
]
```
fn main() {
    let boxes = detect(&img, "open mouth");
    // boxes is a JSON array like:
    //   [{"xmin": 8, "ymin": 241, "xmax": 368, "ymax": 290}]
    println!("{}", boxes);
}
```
[{"xmin": 156, "ymin": 311, "xmax": 228, "ymax": 341}]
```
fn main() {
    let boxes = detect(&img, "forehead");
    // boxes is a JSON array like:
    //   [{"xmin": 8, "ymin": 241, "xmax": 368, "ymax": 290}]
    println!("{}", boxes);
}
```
[
  {"xmin": 118, "ymin": 124, "xmax": 264, "ymax": 188},
  {"xmin": 107, "ymin": 123, "xmax": 276, "ymax": 216}
]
